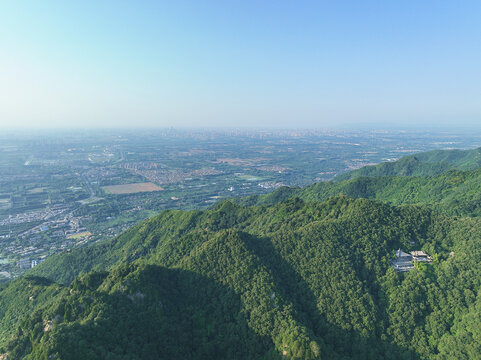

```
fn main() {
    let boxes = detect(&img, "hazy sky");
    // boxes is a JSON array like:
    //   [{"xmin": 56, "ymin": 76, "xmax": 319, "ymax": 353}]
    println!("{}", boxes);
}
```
[{"xmin": 1, "ymin": 1, "xmax": 480, "ymax": 129}]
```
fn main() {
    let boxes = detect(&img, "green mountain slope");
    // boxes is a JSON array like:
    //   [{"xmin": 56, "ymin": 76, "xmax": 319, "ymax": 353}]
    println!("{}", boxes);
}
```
[
  {"xmin": 240, "ymin": 167, "xmax": 481, "ymax": 217},
  {"xmin": 4, "ymin": 265, "xmax": 278, "ymax": 360},
  {"xmin": 1, "ymin": 196, "xmax": 481, "ymax": 359},
  {"xmin": 334, "ymin": 147, "xmax": 481, "ymax": 181},
  {"xmin": 31, "ymin": 209, "xmax": 205, "ymax": 285}
]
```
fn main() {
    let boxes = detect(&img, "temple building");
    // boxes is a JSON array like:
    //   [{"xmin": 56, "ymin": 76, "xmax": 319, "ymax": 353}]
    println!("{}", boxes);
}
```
[{"xmin": 391, "ymin": 249, "xmax": 432, "ymax": 272}]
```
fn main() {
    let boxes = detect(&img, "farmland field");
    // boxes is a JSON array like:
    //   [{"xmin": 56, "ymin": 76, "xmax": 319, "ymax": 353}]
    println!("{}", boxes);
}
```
[
  {"xmin": 67, "ymin": 231, "xmax": 92, "ymax": 239},
  {"xmin": 236, "ymin": 174, "xmax": 266, "ymax": 181},
  {"xmin": 102, "ymin": 182, "xmax": 163, "ymax": 194},
  {"xmin": 0, "ymin": 198, "xmax": 10, "ymax": 210},
  {"xmin": 28, "ymin": 187, "xmax": 47, "ymax": 194}
]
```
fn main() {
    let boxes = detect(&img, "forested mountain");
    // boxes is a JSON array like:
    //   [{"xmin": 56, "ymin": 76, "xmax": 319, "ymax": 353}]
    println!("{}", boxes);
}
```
[
  {"xmin": 240, "ymin": 166, "xmax": 481, "ymax": 217},
  {"xmin": 1, "ymin": 148, "xmax": 481, "ymax": 359},
  {"xmin": 334, "ymin": 147, "xmax": 481, "ymax": 181}
]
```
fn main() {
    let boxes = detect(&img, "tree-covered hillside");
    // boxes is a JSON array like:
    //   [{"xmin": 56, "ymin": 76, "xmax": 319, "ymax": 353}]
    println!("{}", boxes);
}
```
[
  {"xmin": 0, "ymin": 195, "xmax": 480, "ymax": 359},
  {"xmin": 334, "ymin": 147, "xmax": 481, "ymax": 181},
  {"xmin": 240, "ymin": 167, "xmax": 481, "ymax": 217}
]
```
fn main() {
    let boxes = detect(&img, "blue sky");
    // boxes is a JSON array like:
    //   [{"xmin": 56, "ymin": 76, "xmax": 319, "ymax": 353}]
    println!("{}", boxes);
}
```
[{"xmin": 1, "ymin": 1, "xmax": 480, "ymax": 128}]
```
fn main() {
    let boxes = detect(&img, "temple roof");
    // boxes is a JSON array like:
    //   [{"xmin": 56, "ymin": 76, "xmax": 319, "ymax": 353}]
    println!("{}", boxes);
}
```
[{"xmin": 395, "ymin": 249, "xmax": 412, "ymax": 258}]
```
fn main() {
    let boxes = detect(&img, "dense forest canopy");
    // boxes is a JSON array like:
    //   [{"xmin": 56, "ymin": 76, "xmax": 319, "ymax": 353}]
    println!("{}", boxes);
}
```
[
  {"xmin": 239, "ymin": 166, "xmax": 481, "ymax": 217},
  {"xmin": 1, "ymin": 148, "xmax": 481, "ymax": 359},
  {"xmin": 334, "ymin": 147, "xmax": 481, "ymax": 181}
]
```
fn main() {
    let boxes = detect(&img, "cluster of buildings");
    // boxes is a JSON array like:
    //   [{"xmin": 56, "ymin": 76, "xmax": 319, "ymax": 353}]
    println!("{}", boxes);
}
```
[
  {"xmin": 123, "ymin": 162, "xmax": 164, "ymax": 170},
  {"xmin": 127, "ymin": 167, "xmax": 223, "ymax": 185},
  {"xmin": 4, "ymin": 245, "xmax": 44, "ymax": 258},
  {"xmin": 16, "ymin": 258, "xmax": 45, "ymax": 269},
  {"xmin": 0, "ymin": 205, "xmax": 68, "ymax": 227},
  {"xmin": 17, "ymin": 210, "xmax": 87, "ymax": 240},
  {"xmin": 256, "ymin": 165, "xmax": 289, "ymax": 173},
  {"xmin": 1, "ymin": 207, "xmax": 92, "ymax": 274},
  {"xmin": 257, "ymin": 182, "xmax": 286, "ymax": 190},
  {"xmin": 391, "ymin": 249, "xmax": 433, "ymax": 272}
]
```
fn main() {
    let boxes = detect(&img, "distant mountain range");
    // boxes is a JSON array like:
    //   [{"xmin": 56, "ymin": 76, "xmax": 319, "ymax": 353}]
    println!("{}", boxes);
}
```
[
  {"xmin": 238, "ymin": 147, "xmax": 481, "ymax": 216},
  {"xmin": 335, "ymin": 147, "xmax": 481, "ymax": 181},
  {"xmin": 2, "ymin": 147, "xmax": 481, "ymax": 359}
]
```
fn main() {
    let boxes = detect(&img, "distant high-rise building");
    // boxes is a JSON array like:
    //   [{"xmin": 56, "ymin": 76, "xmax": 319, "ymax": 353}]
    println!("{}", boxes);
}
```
[{"xmin": 16, "ymin": 259, "xmax": 31, "ymax": 269}]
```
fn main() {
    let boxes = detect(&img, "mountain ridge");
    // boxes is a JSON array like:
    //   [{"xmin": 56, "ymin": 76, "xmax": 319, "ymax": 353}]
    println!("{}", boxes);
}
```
[{"xmin": 334, "ymin": 146, "xmax": 481, "ymax": 181}]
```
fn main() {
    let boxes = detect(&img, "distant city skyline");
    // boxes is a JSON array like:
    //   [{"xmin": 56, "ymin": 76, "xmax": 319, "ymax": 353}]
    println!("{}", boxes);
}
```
[{"xmin": 1, "ymin": 1, "xmax": 480, "ymax": 129}]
